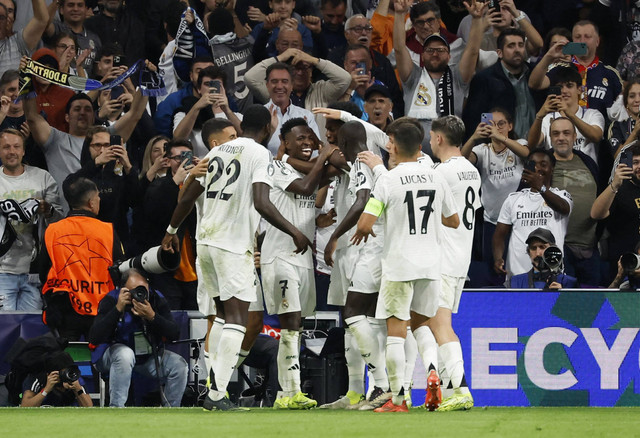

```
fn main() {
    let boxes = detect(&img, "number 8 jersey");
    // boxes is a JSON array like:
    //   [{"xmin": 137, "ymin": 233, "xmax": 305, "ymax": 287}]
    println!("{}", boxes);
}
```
[
  {"xmin": 432, "ymin": 156, "xmax": 482, "ymax": 278},
  {"xmin": 196, "ymin": 137, "xmax": 273, "ymax": 255}
]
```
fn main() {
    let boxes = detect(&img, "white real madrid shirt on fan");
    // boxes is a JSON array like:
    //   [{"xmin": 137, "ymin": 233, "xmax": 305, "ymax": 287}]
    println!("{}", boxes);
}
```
[
  {"xmin": 372, "ymin": 161, "xmax": 457, "ymax": 281},
  {"xmin": 333, "ymin": 159, "xmax": 379, "ymax": 250},
  {"xmin": 433, "ymin": 157, "xmax": 482, "ymax": 277},
  {"xmin": 497, "ymin": 188, "xmax": 573, "ymax": 276},
  {"xmin": 261, "ymin": 161, "xmax": 316, "ymax": 268},
  {"xmin": 195, "ymin": 137, "xmax": 272, "ymax": 254},
  {"xmin": 472, "ymin": 141, "xmax": 525, "ymax": 224}
]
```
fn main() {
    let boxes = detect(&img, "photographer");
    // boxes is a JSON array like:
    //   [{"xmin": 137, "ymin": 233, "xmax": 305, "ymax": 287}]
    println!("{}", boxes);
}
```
[
  {"xmin": 509, "ymin": 228, "xmax": 577, "ymax": 289},
  {"xmin": 609, "ymin": 242, "xmax": 640, "ymax": 290},
  {"xmin": 89, "ymin": 268, "xmax": 188, "ymax": 407},
  {"xmin": 20, "ymin": 351, "xmax": 93, "ymax": 407}
]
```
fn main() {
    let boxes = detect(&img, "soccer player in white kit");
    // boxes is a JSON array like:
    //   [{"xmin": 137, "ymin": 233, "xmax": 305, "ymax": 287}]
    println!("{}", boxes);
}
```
[
  {"xmin": 352, "ymin": 118, "xmax": 460, "ymax": 413},
  {"xmin": 162, "ymin": 105, "xmax": 312, "ymax": 411},
  {"xmin": 261, "ymin": 118, "xmax": 337, "ymax": 409},
  {"xmin": 429, "ymin": 115, "xmax": 481, "ymax": 411}
]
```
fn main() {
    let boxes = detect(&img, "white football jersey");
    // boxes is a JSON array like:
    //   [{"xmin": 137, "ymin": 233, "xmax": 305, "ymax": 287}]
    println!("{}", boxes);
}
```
[
  {"xmin": 497, "ymin": 188, "xmax": 573, "ymax": 276},
  {"xmin": 434, "ymin": 156, "xmax": 482, "ymax": 278},
  {"xmin": 261, "ymin": 161, "xmax": 316, "ymax": 268},
  {"xmin": 196, "ymin": 137, "xmax": 272, "ymax": 254},
  {"xmin": 373, "ymin": 161, "xmax": 458, "ymax": 281},
  {"xmin": 333, "ymin": 159, "xmax": 376, "ymax": 250},
  {"xmin": 472, "ymin": 142, "xmax": 525, "ymax": 224}
]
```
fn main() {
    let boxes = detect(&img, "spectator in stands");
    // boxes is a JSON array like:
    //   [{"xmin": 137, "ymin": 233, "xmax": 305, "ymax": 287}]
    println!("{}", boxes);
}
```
[
  {"xmin": 608, "ymin": 78, "xmax": 640, "ymax": 158},
  {"xmin": 246, "ymin": 47, "xmax": 350, "ymax": 138},
  {"xmin": 464, "ymin": 28, "xmax": 537, "ymax": 139},
  {"xmin": 140, "ymin": 136, "xmax": 170, "ymax": 184},
  {"xmin": 154, "ymin": 56, "xmax": 214, "ymax": 137},
  {"xmin": 156, "ymin": 1, "xmax": 186, "ymax": 105},
  {"xmin": 341, "ymin": 45, "xmax": 379, "ymax": 119},
  {"xmin": 42, "ymin": 176, "xmax": 123, "ymax": 341},
  {"xmin": 539, "ymin": 27, "xmax": 572, "ymax": 70},
  {"xmin": 50, "ymin": 31, "xmax": 86, "ymax": 77},
  {"xmin": 85, "ymin": 0, "xmax": 146, "ymax": 67},
  {"xmin": 591, "ymin": 144, "xmax": 640, "ymax": 281},
  {"xmin": 528, "ymin": 20, "xmax": 622, "ymax": 122},
  {"xmin": 546, "ymin": 117, "xmax": 600, "ymax": 286},
  {"xmin": 608, "ymin": 242, "xmax": 640, "ymax": 290},
  {"xmin": 20, "ymin": 351, "xmax": 93, "ymax": 407},
  {"xmin": 320, "ymin": 0, "xmax": 347, "ymax": 52},
  {"xmin": 393, "ymin": 0, "xmax": 486, "ymax": 149},
  {"xmin": 262, "ymin": 62, "xmax": 320, "ymax": 155},
  {"xmin": 0, "ymin": 129, "xmax": 63, "ymax": 312},
  {"xmin": 45, "ymin": 0, "xmax": 101, "ymax": 76},
  {"xmin": 508, "ymin": 228, "xmax": 577, "ymax": 289},
  {"xmin": 173, "ymin": 66, "xmax": 242, "ymax": 158},
  {"xmin": 461, "ymin": 108, "xmax": 528, "ymax": 273},
  {"xmin": 363, "ymin": 84, "xmax": 393, "ymax": 132},
  {"xmin": 250, "ymin": 0, "xmax": 313, "ymax": 58},
  {"xmin": 493, "ymin": 149, "xmax": 573, "ymax": 279},
  {"xmin": 90, "ymin": 268, "xmax": 188, "ymax": 407},
  {"xmin": 329, "ymin": 14, "xmax": 403, "ymax": 118},
  {"xmin": 0, "ymin": 0, "xmax": 48, "ymax": 77},
  {"xmin": 528, "ymin": 66, "xmax": 604, "ymax": 165}
]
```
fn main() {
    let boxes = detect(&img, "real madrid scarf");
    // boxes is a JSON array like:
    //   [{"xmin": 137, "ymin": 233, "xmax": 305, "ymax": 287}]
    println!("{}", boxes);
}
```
[
  {"xmin": 571, "ymin": 55, "xmax": 599, "ymax": 108},
  {"xmin": 0, "ymin": 198, "xmax": 40, "ymax": 257},
  {"xmin": 407, "ymin": 66, "xmax": 454, "ymax": 120},
  {"xmin": 20, "ymin": 58, "xmax": 166, "ymax": 97}
]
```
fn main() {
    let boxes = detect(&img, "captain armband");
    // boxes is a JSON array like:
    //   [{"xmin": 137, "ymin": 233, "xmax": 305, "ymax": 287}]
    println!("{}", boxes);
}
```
[{"xmin": 363, "ymin": 198, "xmax": 384, "ymax": 217}]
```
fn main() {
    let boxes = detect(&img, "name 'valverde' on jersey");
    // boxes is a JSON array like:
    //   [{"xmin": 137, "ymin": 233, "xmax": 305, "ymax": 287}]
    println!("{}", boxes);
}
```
[
  {"xmin": 195, "ymin": 137, "xmax": 272, "ymax": 255},
  {"xmin": 261, "ymin": 161, "xmax": 316, "ymax": 269},
  {"xmin": 372, "ymin": 161, "xmax": 457, "ymax": 282},
  {"xmin": 433, "ymin": 156, "xmax": 482, "ymax": 278}
]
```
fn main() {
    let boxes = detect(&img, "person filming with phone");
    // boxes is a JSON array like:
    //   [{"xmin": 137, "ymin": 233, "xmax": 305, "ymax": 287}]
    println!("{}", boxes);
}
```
[{"xmin": 68, "ymin": 126, "xmax": 138, "ymax": 255}]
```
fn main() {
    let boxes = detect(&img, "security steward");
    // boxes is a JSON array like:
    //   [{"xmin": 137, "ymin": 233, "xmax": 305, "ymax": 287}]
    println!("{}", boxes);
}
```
[{"xmin": 42, "ymin": 176, "xmax": 123, "ymax": 341}]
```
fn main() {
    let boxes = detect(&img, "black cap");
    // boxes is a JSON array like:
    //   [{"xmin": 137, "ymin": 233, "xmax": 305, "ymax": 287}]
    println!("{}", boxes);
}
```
[
  {"xmin": 364, "ymin": 84, "xmax": 391, "ymax": 101},
  {"xmin": 424, "ymin": 33, "xmax": 450, "ymax": 50},
  {"xmin": 525, "ymin": 228, "xmax": 556, "ymax": 245}
]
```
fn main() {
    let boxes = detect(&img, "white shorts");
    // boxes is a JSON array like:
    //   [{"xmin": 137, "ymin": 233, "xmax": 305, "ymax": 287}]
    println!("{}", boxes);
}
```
[
  {"xmin": 440, "ymin": 274, "xmax": 464, "ymax": 313},
  {"xmin": 327, "ymin": 246, "xmax": 358, "ymax": 306},
  {"xmin": 195, "ymin": 258, "xmax": 216, "ymax": 316},
  {"xmin": 262, "ymin": 258, "xmax": 315, "ymax": 317},
  {"xmin": 197, "ymin": 244, "xmax": 257, "ymax": 303},
  {"xmin": 375, "ymin": 276, "xmax": 440, "ymax": 321},
  {"xmin": 350, "ymin": 240, "xmax": 382, "ymax": 294}
]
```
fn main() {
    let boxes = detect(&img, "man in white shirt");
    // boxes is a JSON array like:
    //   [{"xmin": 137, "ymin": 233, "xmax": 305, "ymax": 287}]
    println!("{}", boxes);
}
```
[
  {"xmin": 162, "ymin": 105, "xmax": 312, "ymax": 411},
  {"xmin": 352, "ymin": 117, "xmax": 459, "ymax": 413},
  {"xmin": 493, "ymin": 149, "xmax": 573, "ymax": 278}
]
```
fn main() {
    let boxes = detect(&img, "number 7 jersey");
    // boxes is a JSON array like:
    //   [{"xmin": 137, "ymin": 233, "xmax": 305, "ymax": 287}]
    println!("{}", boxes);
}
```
[
  {"xmin": 196, "ymin": 137, "xmax": 273, "ymax": 255},
  {"xmin": 372, "ymin": 161, "xmax": 457, "ymax": 281}
]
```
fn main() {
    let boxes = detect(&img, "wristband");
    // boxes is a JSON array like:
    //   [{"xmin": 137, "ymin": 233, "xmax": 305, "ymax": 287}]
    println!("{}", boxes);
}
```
[
  {"xmin": 41, "ymin": 390, "xmax": 48, "ymax": 397},
  {"xmin": 166, "ymin": 224, "xmax": 178, "ymax": 235},
  {"xmin": 363, "ymin": 197, "xmax": 384, "ymax": 217},
  {"xmin": 514, "ymin": 12, "xmax": 526, "ymax": 22},
  {"xmin": 281, "ymin": 154, "xmax": 289, "ymax": 164},
  {"xmin": 77, "ymin": 387, "xmax": 86, "ymax": 396},
  {"xmin": 610, "ymin": 183, "xmax": 619, "ymax": 194},
  {"xmin": 539, "ymin": 185, "xmax": 547, "ymax": 194}
]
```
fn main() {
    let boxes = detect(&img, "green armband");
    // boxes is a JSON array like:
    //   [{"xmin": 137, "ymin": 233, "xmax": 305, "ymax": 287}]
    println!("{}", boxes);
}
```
[{"xmin": 363, "ymin": 197, "xmax": 384, "ymax": 217}]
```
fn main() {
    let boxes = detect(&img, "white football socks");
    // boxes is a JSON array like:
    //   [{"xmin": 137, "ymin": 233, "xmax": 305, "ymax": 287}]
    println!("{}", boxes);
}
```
[
  {"xmin": 344, "ymin": 328, "xmax": 365, "ymax": 395},
  {"xmin": 440, "ymin": 341, "xmax": 469, "ymax": 395},
  {"xmin": 277, "ymin": 329, "xmax": 301, "ymax": 397},
  {"xmin": 208, "ymin": 323, "xmax": 245, "ymax": 401},
  {"xmin": 404, "ymin": 326, "xmax": 418, "ymax": 390},
  {"xmin": 413, "ymin": 325, "xmax": 438, "ymax": 373},
  {"xmin": 345, "ymin": 315, "xmax": 388, "ymax": 391},
  {"xmin": 386, "ymin": 336, "xmax": 405, "ymax": 405}
]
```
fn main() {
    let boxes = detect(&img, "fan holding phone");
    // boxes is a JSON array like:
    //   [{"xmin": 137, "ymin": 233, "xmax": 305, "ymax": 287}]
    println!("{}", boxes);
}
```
[{"xmin": 97, "ymin": 85, "xmax": 133, "ymax": 123}]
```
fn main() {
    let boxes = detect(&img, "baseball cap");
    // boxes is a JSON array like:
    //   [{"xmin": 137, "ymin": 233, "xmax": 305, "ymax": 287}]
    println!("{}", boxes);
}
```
[
  {"xmin": 423, "ymin": 33, "xmax": 450, "ymax": 50},
  {"xmin": 525, "ymin": 228, "xmax": 556, "ymax": 245},
  {"xmin": 364, "ymin": 84, "xmax": 391, "ymax": 101}
]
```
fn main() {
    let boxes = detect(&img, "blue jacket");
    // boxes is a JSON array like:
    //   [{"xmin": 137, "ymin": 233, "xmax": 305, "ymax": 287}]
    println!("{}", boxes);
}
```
[
  {"xmin": 153, "ymin": 83, "xmax": 194, "ymax": 137},
  {"xmin": 509, "ymin": 271, "xmax": 577, "ymax": 289}
]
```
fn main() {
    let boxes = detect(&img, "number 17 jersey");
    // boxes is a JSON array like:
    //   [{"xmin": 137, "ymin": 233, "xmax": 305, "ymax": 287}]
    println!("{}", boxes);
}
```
[
  {"xmin": 196, "ymin": 137, "xmax": 273, "ymax": 255},
  {"xmin": 373, "ymin": 161, "xmax": 457, "ymax": 282}
]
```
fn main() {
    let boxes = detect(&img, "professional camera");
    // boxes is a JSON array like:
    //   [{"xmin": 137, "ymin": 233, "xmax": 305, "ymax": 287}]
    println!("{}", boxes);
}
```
[
  {"xmin": 620, "ymin": 252, "xmax": 640, "ymax": 274},
  {"xmin": 532, "ymin": 245, "xmax": 564, "ymax": 289},
  {"xmin": 59, "ymin": 365, "xmax": 80, "ymax": 384},
  {"xmin": 130, "ymin": 285, "xmax": 149, "ymax": 302},
  {"xmin": 109, "ymin": 245, "xmax": 181, "ymax": 284}
]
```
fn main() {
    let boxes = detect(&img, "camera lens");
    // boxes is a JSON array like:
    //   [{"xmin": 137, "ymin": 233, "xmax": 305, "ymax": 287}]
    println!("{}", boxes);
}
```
[
  {"xmin": 60, "ymin": 366, "xmax": 80, "ymax": 384},
  {"xmin": 131, "ymin": 285, "xmax": 149, "ymax": 302}
]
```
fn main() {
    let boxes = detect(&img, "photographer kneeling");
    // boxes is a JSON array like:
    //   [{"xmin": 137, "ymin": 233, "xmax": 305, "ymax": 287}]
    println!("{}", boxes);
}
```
[
  {"xmin": 609, "ymin": 242, "xmax": 640, "ymax": 290},
  {"xmin": 21, "ymin": 351, "xmax": 93, "ymax": 407},
  {"xmin": 89, "ymin": 269, "xmax": 188, "ymax": 407},
  {"xmin": 508, "ymin": 228, "xmax": 577, "ymax": 289}
]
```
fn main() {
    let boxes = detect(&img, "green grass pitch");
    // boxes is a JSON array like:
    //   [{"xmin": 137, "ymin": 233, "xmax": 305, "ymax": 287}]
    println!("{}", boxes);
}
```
[{"xmin": 2, "ymin": 407, "xmax": 640, "ymax": 438}]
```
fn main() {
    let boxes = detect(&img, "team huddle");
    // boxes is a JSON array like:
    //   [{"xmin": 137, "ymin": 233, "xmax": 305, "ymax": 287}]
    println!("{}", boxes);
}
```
[{"xmin": 161, "ymin": 104, "xmax": 479, "ymax": 413}]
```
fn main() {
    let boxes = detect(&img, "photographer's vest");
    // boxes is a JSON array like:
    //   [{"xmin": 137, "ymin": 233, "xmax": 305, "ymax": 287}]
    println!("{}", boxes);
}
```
[{"xmin": 43, "ymin": 216, "xmax": 115, "ymax": 316}]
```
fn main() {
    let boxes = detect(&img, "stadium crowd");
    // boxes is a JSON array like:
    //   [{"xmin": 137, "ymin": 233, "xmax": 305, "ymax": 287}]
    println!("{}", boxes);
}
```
[{"xmin": 1, "ymin": 0, "xmax": 640, "ymax": 411}]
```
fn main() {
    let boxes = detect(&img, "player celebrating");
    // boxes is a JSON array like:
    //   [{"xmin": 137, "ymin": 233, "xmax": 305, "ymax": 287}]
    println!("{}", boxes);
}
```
[
  {"xmin": 351, "ymin": 118, "xmax": 459, "ymax": 413},
  {"xmin": 429, "ymin": 115, "xmax": 481, "ymax": 411},
  {"xmin": 261, "ymin": 118, "xmax": 336, "ymax": 409},
  {"xmin": 162, "ymin": 105, "xmax": 312, "ymax": 411}
]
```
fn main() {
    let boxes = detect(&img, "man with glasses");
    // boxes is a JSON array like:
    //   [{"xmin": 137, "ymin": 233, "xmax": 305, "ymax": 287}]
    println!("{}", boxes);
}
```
[
  {"xmin": 0, "ymin": 0, "xmax": 48, "ymax": 77},
  {"xmin": 329, "ymin": 14, "xmax": 404, "ymax": 118},
  {"xmin": 393, "ymin": 0, "xmax": 487, "ymax": 150},
  {"xmin": 44, "ymin": 0, "xmax": 102, "ymax": 75}
]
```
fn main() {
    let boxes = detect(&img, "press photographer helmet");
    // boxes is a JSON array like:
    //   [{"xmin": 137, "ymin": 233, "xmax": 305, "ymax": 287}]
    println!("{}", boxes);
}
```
[{"xmin": 109, "ymin": 245, "xmax": 180, "ymax": 284}]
